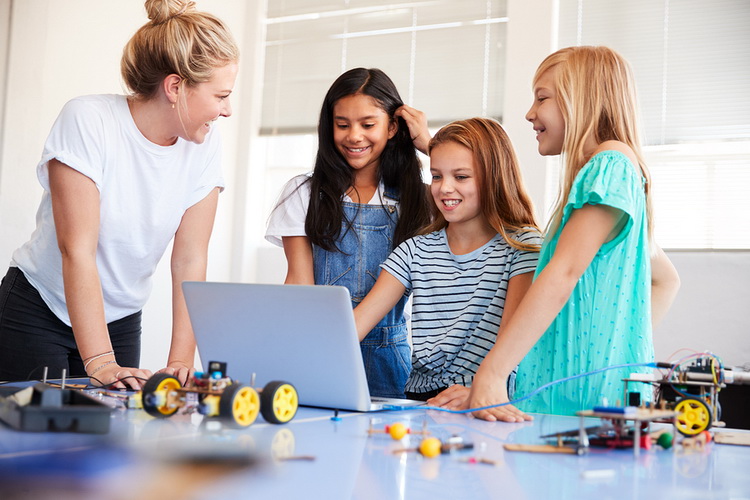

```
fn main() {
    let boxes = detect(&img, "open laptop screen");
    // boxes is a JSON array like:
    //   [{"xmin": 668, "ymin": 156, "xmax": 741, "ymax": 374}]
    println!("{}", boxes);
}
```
[{"xmin": 182, "ymin": 282, "xmax": 374, "ymax": 411}]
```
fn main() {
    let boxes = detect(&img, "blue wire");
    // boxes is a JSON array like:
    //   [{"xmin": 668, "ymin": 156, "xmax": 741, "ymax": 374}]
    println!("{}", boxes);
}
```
[{"xmin": 384, "ymin": 361, "xmax": 658, "ymax": 414}]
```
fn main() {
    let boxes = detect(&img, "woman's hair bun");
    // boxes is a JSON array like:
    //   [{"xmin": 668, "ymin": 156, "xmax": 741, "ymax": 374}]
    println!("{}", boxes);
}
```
[{"xmin": 145, "ymin": 0, "xmax": 196, "ymax": 25}]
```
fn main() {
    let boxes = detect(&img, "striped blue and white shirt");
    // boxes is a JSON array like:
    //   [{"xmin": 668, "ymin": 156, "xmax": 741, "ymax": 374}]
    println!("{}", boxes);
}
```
[{"xmin": 381, "ymin": 228, "xmax": 541, "ymax": 395}]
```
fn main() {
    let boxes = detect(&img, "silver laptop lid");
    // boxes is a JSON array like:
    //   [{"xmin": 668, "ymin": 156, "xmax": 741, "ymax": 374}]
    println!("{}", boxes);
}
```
[{"xmin": 182, "ymin": 282, "xmax": 372, "ymax": 411}]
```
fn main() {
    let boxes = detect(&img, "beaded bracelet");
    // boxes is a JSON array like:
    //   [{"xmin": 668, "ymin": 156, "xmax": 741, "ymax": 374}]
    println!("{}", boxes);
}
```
[
  {"xmin": 89, "ymin": 359, "xmax": 116, "ymax": 377},
  {"xmin": 83, "ymin": 349, "xmax": 114, "ymax": 363},
  {"xmin": 83, "ymin": 350, "xmax": 114, "ymax": 371}
]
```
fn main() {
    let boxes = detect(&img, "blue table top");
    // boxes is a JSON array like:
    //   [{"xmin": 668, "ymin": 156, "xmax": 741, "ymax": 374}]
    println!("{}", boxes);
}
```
[{"xmin": 1, "ymin": 384, "xmax": 749, "ymax": 500}]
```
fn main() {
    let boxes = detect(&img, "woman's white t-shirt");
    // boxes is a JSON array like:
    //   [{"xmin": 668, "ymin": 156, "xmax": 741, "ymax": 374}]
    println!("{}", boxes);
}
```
[{"xmin": 11, "ymin": 94, "xmax": 225, "ymax": 326}]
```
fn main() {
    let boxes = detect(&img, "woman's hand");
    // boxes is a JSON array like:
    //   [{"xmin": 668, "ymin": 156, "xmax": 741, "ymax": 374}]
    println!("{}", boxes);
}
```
[
  {"xmin": 88, "ymin": 361, "xmax": 153, "ymax": 391},
  {"xmin": 157, "ymin": 360, "xmax": 194, "ymax": 386},
  {"xmin": 395, "ymin": 105, "xmax": 430, "ymax": 155},
  {"xmin": 426, "ymin": 385, "xmax": 471, "ymax": 410}
]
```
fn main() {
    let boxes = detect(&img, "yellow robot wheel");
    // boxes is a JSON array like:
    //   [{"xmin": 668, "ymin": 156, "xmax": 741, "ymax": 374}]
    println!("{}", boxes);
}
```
[
  {"xmin": 261, "ymin": 381, "xmax": 299, "ymax": 424},
  {"xmin": 219, "ymin": 384, "xmax": 260, "ymax": 428},
  {"xmin": 141, "ymin": 373, "xmax": 182, "ymax": 418},
  {"xmin": 675, "ymin": 397, "xmax": 712, "ymax": 436}
]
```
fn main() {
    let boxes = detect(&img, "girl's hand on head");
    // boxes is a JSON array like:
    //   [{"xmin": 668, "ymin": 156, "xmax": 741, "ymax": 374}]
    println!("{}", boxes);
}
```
[
  {"xmin": 89, "ymin": 363, "xmax": 153, "ymax": 391},
  {"xmin": 395, "ymin": 105, "xmax": 431, "ymax": 155},
  {"xmin": 467, "ymin": 376, "xmax": 532, "ymax": 423},
  {"xmin": 158, "ymin": 361, "xmax": 194, "ymax": 386},
  {"xmin": 427, "ymin": 384, "xmax": 471, "ymax": 410}
]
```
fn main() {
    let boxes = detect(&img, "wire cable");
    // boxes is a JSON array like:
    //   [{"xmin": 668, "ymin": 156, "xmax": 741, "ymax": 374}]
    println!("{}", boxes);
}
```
[
  {"xmin": 663, "ymin": 351, "xmax": 723, "ymax": 401},
  {"xmin": 385, "ymin": 361, "xmax": 658, "ymax": 414}
]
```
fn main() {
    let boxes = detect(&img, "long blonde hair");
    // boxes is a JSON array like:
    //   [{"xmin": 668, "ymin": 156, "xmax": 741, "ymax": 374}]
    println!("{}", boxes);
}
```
[
  {"xmin": 121, "ymin": 0, "xmax": 239, "ymax": 99},
  {"xmin": 424, "ymin": 118, "xmax": 539, "ymax": 252},
  {"xmin": 537, "ymin": 46, "xmax": 653, "ymax": 241}
]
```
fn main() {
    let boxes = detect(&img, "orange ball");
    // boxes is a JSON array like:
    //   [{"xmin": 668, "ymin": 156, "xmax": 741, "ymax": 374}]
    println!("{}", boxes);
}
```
[
  {"xmin": 419, "ymin": 437, "xmax": 442, "ymax": 458},
  {"xmin": 388, "ymin": 422, "xmax": 408, "ymax": 441}
]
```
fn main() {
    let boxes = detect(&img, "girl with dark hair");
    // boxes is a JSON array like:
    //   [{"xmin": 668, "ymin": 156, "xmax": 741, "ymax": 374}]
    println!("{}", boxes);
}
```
[{"xmin": 266, "ymin": 68, "xmax": 431, "ymax": 398}]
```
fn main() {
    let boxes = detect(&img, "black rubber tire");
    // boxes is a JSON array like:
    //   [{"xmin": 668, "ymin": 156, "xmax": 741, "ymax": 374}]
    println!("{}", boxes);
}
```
[
  {"xmin": 218, "ymin": 384, "xmax": 259, "ymax": 428},
  {"xmin": 141, "ymin": 373, "xmax": 181, "ymax": 418},
  {"xmin": 260, "ymin": 380, "xmax": 299, "ymax": 424}
]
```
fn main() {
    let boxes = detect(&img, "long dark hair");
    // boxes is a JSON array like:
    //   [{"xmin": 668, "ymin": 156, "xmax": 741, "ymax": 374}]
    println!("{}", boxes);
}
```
[{"xmin": 305, "ymin": 68, "xmax": 430, "ymax": 251}]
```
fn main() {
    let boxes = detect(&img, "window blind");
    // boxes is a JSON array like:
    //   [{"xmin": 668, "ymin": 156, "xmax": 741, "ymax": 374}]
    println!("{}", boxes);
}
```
[
  {"xmin": 558, "ymin": 0, "xmax": 750, "ymax": 145},
  {"xmin": 556, "ymin": 0, "xmax": 750, "ymax": 248},
  {"xmin": 261, "ymin": 0, "xmax": 508, "ymax": 134}
]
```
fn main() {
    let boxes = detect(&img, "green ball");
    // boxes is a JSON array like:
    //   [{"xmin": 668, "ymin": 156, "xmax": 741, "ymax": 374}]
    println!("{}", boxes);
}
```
[{"xmin": 657, "ymin": 432, "xmax": 673, "ymax": 449}]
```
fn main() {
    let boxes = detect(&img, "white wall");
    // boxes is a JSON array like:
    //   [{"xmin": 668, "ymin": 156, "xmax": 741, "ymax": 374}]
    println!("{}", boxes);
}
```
[
  {"xmin": 0, "ymin": 0, "xmax": 9, "ymax": 165},
  {"xmin": 503, "ymin": 0, "xmax": 557, "ymax": 221},
  {"xmin": 0, "ymin": 0, "xmax": 747, "ymax": 374},
  {"xmin": 658, "ymin": 251, "xmax": 750, "ymax": 368}
]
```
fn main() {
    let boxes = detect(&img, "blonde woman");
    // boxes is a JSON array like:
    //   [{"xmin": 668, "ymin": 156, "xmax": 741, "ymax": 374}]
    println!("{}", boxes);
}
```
[
  {"xmin": 0, "ymin": 0, "xmax": 238, "ymax": 389},
  {"xmin": 467, "ymin": 46, "xmax": 681, "ymax": 420}
]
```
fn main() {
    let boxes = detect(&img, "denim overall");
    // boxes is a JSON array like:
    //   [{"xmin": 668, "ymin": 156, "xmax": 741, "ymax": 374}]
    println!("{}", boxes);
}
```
[{"xmin": 312, "ymin": 189, "xmax": 410, "ymax": 398}]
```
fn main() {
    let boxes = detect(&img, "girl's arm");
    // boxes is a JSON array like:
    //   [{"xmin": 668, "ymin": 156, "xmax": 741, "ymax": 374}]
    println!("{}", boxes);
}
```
[
  {"xmin": 49, "ymin": 159, "xmax": 153, "ymax": 390},
  {"xmin": 426, "ymin": 271, "xmax": 535, "ymax": 410},
  {"xmin": 650, "ymin": 244, "xmax": 680, "ymax": 328},
  {"xmin": 353, "ymin": 271, "xmax": 406, "ymax": 341},
  {"xmin": 395, "ymin": 105, "xmax": 431, "ymax": 155},
  {"xmin": 282, "ymin": 236, "xmax": 315, "ymax": 284},
  {"xmin": 161, "ymin": 187, "xmax": 220, "ymax": 386},
  {"xmin": 468, "ymin": 204, "xmax": 623, "ymax": 422}
]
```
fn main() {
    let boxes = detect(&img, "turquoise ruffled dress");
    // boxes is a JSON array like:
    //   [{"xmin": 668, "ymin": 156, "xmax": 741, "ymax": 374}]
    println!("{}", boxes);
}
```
[{"xmin": 515, "ymin": 151, "xmax": 655, "ymax": 416}]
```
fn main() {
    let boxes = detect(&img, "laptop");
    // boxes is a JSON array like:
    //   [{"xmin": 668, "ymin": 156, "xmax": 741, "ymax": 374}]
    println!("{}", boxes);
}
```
[{"xmin": 182, "ymin": 281, "xmax": 424, "ymax": 412}]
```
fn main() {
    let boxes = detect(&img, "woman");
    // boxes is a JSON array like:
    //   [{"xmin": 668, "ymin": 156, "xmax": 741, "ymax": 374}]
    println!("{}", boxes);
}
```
[{"xmin": 0, "ymin": 0, "xmax": 239, "ymax": 389}]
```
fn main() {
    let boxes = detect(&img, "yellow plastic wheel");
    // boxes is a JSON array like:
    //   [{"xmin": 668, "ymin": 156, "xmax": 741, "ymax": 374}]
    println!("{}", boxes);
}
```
[
  {"xmin": 261, "ymin": 381, "xmax": 299, "ymax": 424},
  {"xmin": 675, "ymin": 397, "xmax": 712, "ymax": 436},
  {"xmin": 142, "ymin": 373, "xmax": 182, "ymax": 418},
  {"xmin": 219, "ymin": 384, "xmax": 260, "ymax": 428}
]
